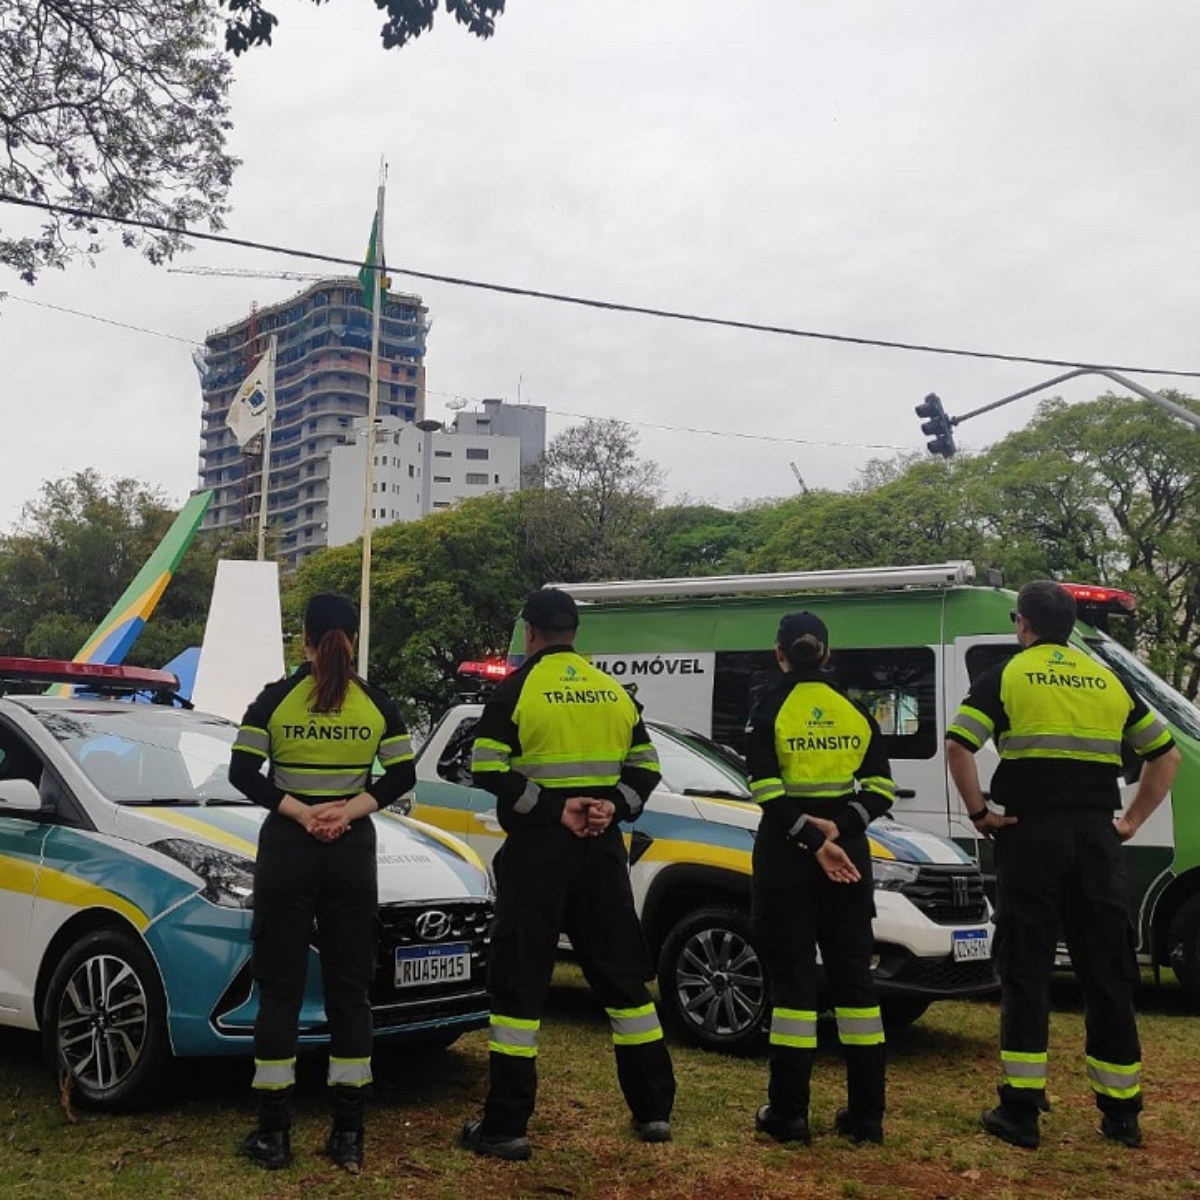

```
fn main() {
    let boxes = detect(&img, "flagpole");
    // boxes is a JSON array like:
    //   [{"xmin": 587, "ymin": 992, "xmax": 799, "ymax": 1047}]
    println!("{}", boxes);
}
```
[
  {"xmin": 358, "ymin": 166, "xmax": 387, "ymax": 678},
  {"xmin": 256, "ymin": 334, "xmax": 277, "ymax": 562}
]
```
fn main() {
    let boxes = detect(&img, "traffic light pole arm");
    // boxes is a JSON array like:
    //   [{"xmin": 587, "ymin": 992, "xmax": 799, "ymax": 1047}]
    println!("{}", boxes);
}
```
[{"xmin": 952, "ymin": 367, "xmax": 1200, "ymax": 430}]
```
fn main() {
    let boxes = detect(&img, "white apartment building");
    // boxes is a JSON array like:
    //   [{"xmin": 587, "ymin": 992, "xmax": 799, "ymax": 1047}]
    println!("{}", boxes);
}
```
[{"xmin": 325, "ymin": 412, "xmax": 528, "ymax": 548}]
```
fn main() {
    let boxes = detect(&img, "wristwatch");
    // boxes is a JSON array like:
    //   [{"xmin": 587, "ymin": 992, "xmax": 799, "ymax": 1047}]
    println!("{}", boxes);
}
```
[{"xmin": 968, "ymin": 806, "xmax": 990, "ymax": 824}]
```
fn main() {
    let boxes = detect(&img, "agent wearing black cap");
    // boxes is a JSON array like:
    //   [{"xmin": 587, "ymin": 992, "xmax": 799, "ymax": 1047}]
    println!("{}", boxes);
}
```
[
  {"xmin": 229, "ymin": 593, "xmax": 415, "ymax": 1171},
  {"xmin": 746, "ymin": 611, "xmax": 895, "ymax": 1147},
  {"xmin": 947, "ymin": 580, "xmax": 1179, "ymax": 1150},
  {"xmin": 460, "ymin": 586, "xmax": 676, "ymax": 1160}
]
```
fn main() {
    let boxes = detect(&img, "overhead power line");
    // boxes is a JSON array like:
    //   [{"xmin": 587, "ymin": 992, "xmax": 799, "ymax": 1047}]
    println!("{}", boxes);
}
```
[{"xmin": 5, "ymin": 192, "xmax": 1200, "ymax": 379}]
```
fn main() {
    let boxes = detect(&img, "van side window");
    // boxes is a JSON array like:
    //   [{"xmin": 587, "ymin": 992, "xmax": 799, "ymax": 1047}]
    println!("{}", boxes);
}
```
[
  {"xmin": 965, "ymin": 644, "xmax": 1020, "ymax": 683},
  {"xmin": 834, "ymin": 648, "xmax": 937, "ymax": 761},
  {"xmin": 712, "ymin": 647, "xmax": 937, "ymax": 760}
]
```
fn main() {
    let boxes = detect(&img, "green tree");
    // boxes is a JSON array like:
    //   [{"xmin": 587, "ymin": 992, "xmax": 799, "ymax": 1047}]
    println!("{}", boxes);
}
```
[
  {"xmin": 220, "ymin": 0, "xmax": 506, "ymax": 54},
  {"xmin": 1, "ymin": 0, "xmax": 236, "ymax": 283},
  {"xmin": 525, "ymin": 418, "xmax": 664, "ymax": 582},
  {"xmin": 0, "ymin": 472, "xmax": 243, "ymax": 666},
  {"xmin": 287, "ymin": 493, "xmax": 533, "ymax": 723}
]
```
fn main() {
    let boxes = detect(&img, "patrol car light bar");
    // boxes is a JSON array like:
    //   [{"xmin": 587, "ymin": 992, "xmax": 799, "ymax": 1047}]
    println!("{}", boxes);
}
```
[
  {"xmin": 1059, "ymin": 583, "xmax": 1137, "ymax": 612},
  {"xmin": 457, "ymin": 658, "xmax": 512, "ymax": 681},
  {"xmin": 0, "ymin": 657, "xmax": 180, "ymax": 691},
  {"xmin": 549, "ymin": 562, "xmax": 977, "ymax": 602}
]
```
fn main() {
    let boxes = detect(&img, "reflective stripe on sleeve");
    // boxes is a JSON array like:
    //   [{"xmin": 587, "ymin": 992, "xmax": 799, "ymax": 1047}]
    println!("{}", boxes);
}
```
[
  {"xmin": 849, "ymin": 800, "xmax": 872, "ymax": 827},
  {"xmin": 617, "ymin": 781, "xmax": 643, "ymax": 818},
  {"xmin": 253, "ymin": 1057, "xmax": 296, "ymax": 1090},
  {"xmin": 328, "ymin": 1057, "xmax": 372, "ymax": 1087},
  {"xmin": 234, "ymin": 726, "xmax": 270, "ymax": 758},
  {"xmin": 769, "ymin": 1007, "xmax": 818, "ymax": 1049},
  {"xmin": 1126, "ymin": 712, "xmax": 1171, "ymax": 755},
  {"xmin": 626, "ymin": 743, "xmax": 661, "ymax": 773},
  {"xmin": 489, "ymin": 1014, "xmax": 539, "ymax": 1058},
  {"xmin": 1001, "ymin": 1049, "xmax": 1047, "ymax": 1089},
  {"xmin": 471, "ymin": 738, "xmax": 512, "ymax": 772},
  {"xmin": 835, "ymin": 1006, "xmax": 884, "ymax": 1046},
  {"xmin": 1086, "ymin": 1056, "xmax": 1141, "ymax": 1099},
  {"xmin": 751, "ymin": 776, "xmax": 784, "ymax": 803},
  {"xmin": 606, "ymin": 1003, "xmax": 664, "ymax": 1046},
  {"xmin": 377, "ymin": 734, "xmax": 414, "ymax": 766},
  {"xmin": 858, "ymin": 777, "xmax": 895, "ymax": 801},
  {"xmin": 947, "ymin": 707, "xmax": 992, "ymax": 749},
  {"xmin": 512, "ymin": 779, "xmax": 541, "ymax": 815}
]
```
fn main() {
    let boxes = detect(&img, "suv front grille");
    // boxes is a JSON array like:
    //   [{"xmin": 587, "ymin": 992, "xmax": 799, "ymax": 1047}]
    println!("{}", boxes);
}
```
[{"xmin": 901, "ymin": 864, "xmax": 988, "ymax": 925}]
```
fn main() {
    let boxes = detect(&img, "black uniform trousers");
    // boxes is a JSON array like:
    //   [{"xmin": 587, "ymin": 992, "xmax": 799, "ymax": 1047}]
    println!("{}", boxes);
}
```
[
  {"xmin": 251, "ymin": 813, "xmax": 379, "ymax": 1071},
  {"xmin": 993, "ymin": 807, "xmax": 1142, "ymax": 1115},
  {"xmin": 483, "ymin": 823, "xmax": 676, "ymax": 1137},
  {"xmin": 752, "ymin": 830, "xmax": 885, "ymax": 1121}
]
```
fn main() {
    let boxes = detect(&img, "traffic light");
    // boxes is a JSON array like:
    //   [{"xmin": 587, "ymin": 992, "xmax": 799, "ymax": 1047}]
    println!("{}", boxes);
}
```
[{"xmin": 914, "ymin": 393, "xmax": 957, "ymax": 458}]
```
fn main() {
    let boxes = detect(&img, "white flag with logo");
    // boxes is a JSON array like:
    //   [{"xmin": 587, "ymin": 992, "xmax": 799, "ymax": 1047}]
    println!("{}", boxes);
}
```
[{"xmin": 226, "ymin": 349, "xmax": 274, "ymax": 448}]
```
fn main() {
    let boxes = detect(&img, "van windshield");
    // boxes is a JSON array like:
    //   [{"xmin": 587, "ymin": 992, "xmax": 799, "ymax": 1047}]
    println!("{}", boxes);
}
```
[{"xmin": 1085, "ymin": 636, "xmax": 1200, "ymax": 742}]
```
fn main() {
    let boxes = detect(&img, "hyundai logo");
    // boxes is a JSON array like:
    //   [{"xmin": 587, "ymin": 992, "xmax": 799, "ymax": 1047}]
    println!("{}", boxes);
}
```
[{"xmin": 415, "ymin": 910, "xmax": 453, "ymax": 941}]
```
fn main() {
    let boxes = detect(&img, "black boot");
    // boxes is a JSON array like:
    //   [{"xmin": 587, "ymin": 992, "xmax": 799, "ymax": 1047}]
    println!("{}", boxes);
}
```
[
  {"xmin": 326, "ymin": 1084, "xmax": 366, "ymax": 1170},
  {"xmin": 240, "ymin": 1087, "xmax": 293, "ymax": 1169}
]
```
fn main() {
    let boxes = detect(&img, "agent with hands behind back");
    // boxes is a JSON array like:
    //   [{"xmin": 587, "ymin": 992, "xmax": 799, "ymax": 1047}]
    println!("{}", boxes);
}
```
[
  {"xmin": 747, "ymin": 611, "xmax": 895, "ymax": 1148},
  {"xmin": 229, "ymin": 593, "xmax": 415, "ymax": 1172},
  {"xmin": 461, "ymin": 587, "xmax": 675, "ymax": 1161}
]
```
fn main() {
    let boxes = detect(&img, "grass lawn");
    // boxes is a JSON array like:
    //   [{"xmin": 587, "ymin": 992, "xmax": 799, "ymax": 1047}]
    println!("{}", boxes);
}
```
[{"xmin": 1, "ymin": 967, "xmax": 1198, "ymax": 1199}]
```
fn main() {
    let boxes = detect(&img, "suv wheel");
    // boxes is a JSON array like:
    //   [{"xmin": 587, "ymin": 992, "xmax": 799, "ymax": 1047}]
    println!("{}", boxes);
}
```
[
  {"xmin": 42, "ymin": 928, "xmax": 170, "ymax": 1111},
  {"xmin": 656, "ymin": 905, "xmax": 768, "ymax": 1054}
]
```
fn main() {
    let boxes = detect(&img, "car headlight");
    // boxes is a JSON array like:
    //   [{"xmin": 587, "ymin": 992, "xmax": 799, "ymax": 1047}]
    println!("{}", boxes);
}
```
[
  {"xmin": 872, "ymin": 858, "xmax": 920, "ymax": 892},
  {"xmin": 153, "ymin": 838, "xmax": 255, "ymax": 909}
]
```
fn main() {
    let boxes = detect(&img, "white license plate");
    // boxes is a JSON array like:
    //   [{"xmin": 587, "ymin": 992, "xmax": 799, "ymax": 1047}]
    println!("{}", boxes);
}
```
[
  {"xmin": 952, "ymin": 929, "xmax": 991, "ymax": 962},
  {"xmin": 394, "ymin": 942, "xmax": 470, "ymax": 988}
]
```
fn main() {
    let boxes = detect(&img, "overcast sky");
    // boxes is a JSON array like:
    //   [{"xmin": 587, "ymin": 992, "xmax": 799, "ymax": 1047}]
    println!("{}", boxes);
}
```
[{"xmin": 3, "ymin": 0, "xmax": 1200, "ymax": 533}]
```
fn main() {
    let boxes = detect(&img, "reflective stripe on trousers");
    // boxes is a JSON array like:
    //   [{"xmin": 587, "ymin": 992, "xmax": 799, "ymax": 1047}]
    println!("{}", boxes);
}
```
[
  {"xmin": 606, "ymin": 1003, "xmax": 664, "ymax": 1046},
  {"xmin": 328, "ymin": 1056, "xmax": 373, "ymax": 1087},
  {"xmin": 1001, "ymin": 1049, "xmax": 1048, "ymax": 1090},
  {"xmin": 1087, "ymin": 1055, "xmax": 1141, "ymax": 1100},
  {"xmin": 253, "ymin": 1057, "xmax": 296, "ymax": 1090},
  {"xmin": 769, "ymin": 1007, "xmax": 818, "ymax": 1049},
  {"xmin": 836, "ymin": 1006, "xmax": 885, "ymax": 1046},
  {"xmin": 489, "ymin": 1014, "xmax": 540, "ymax": 1058}
]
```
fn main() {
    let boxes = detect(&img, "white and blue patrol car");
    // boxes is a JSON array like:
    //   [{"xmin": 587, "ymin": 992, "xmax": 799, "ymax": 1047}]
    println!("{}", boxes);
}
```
[{"xmin": 0, "ymin": 659, "xmax": 492, "ymax": 1111}]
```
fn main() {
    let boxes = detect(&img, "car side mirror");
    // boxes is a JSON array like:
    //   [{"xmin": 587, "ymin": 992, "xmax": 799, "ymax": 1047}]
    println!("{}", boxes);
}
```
[{"xmin": 0, "ymin": 779, "xmax": 44, "ymax": 811}]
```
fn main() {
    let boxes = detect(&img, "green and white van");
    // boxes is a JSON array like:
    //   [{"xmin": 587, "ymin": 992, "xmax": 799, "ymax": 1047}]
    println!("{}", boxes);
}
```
[{"xmin": 512, "ymin": 562, "xmax": 1200, "ymax": 1007}]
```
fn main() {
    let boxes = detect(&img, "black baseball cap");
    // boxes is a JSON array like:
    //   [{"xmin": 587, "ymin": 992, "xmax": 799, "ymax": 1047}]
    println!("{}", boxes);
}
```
[
  {"xmin": 521, "ymin": 587, "xmax": 579, "ymax": 632},
  {"xmin": 777, "ymin": 611, "xmax": 829, "ymax": 647},
  {"xmin": 304, "ymin": 592, "xmax": 359, "ymax": 642}
]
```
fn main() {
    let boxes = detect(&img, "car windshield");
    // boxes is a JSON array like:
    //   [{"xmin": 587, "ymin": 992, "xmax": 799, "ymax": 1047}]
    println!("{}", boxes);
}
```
[
  {"xmin": 650, "ymin": 724, "xmax": 752, "ymax": 800},
  {"xmin": 32, "ymin": 706, "xmax": 246, "ymax": 804},
  {"xmin": 1085, "ymin": 636, "xmax": 1200, "ymax": 743}
]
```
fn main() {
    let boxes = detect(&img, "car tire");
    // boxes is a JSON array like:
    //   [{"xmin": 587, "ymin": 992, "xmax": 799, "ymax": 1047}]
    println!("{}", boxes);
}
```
[
  {"xmin": 42, "ymin": 928, "xmax": 170, "ymax": 1112},
  {"xmin": 656, "ymin": 905, "xmax": 768, "ymax": 1055},
  {"xmin": 880, "ymin": 996, "xmax": 931, "ymax": 1030},
  {"xmin": 1168, "ymin": 894, "xmax": 1200, "ymax": 1004}
]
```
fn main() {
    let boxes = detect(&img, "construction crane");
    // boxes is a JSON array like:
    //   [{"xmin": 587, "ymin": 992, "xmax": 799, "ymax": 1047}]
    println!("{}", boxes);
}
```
[
  {"xmin": 167, "ymin": 266, "xmax": 333, "ymax": 281},
  {"xmin": 789, "ymin": 462, "xmax": 809, "ymax": 494}
]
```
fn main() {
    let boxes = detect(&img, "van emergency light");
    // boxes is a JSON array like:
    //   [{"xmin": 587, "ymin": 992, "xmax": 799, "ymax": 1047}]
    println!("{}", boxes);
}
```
[
  {"xmin": 549, "ymin": 561, "xmax": 977, "ymax": 603},
  {"xmin": 1058, "ymin": 583, "xmax": 1137, "ymax": 612}
]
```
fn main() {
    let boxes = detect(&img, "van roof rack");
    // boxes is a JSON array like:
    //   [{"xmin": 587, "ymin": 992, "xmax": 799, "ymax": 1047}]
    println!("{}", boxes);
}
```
[{"xmin": 550, "ymin": 561, "xmax": 976, "ymax": 602}]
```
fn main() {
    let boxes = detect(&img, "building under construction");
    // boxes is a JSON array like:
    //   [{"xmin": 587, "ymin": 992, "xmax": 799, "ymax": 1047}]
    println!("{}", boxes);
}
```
[{"xmin": 195, "ymin": 277, "xmax": 428, "ymax": 568}]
